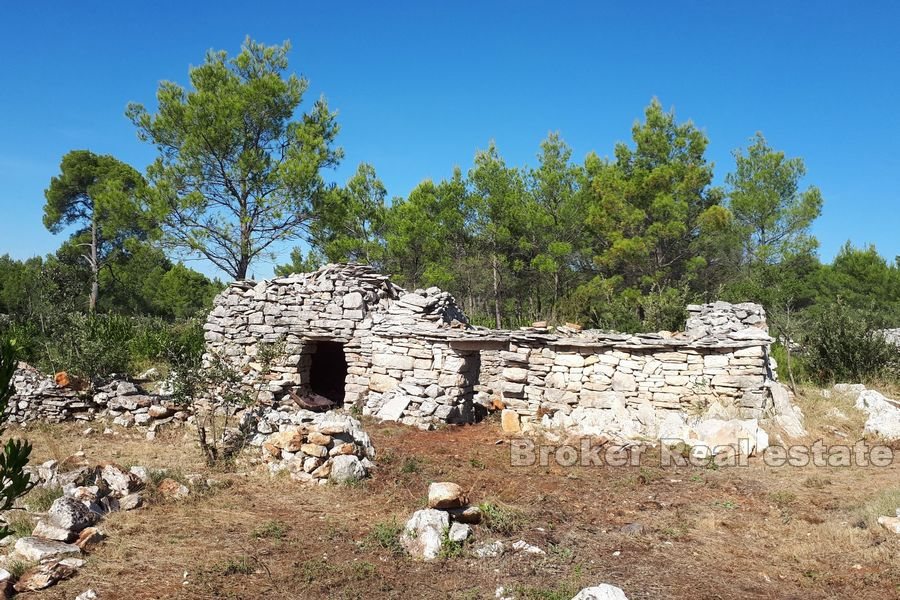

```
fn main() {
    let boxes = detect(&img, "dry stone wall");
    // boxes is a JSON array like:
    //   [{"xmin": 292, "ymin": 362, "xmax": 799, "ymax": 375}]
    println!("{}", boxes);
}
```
[
  {"xmin": 5, "ymin": 265, "xmax": 779, "ymax": 445},
  {"xmin": 495, "ymin": 302, "xmax": 774, "ymax": 437},
  {"xmin": 201, "ymin": 264, "xmax": 778, "ymax": 436},
  {"xmin": 6, "ymin": 364, "xmax": 183, "ymax": 432}
]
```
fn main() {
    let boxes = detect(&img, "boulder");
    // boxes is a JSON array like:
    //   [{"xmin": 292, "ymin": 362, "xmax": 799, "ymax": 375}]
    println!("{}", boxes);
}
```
[
  {"xmin": 329, "ymin": 455, "xmax": 366, "ymax": 484},
  {"xmin": 400, "ymin": 509, "xmax": 449, "ymax": 560},
  {"xmin": 267, "ymin": 430, "xmax": 304, "ymax": 452},
  {"xmin": 157, "ymin": 478, "xmax": 190, "ymax": 501},
  {"xmin": 47, "ymin": 496, "xmax": 98, "ymax": 533},
  {"xmin": 13, "ymin": 561, "xmax": 78, "ymax": 592},
  {"xmin": 100, "ymin": 463, "xmax": 142, "ymax": 497},
  {"xmin": 511, "ymin": 539, "xmax": 545, "ymax": 555},
  {"xmin": 32, "ymin": 519, "xmax": 74, "ymax": 542},
  {"xmin": 119, "ymin": 492, "xmax": 143, "ymax": 511},
  {"xmin": 448, "ymin": 522, "xmax": 471, "ymax": 542},
  {"xmin": 472, "ymin": 540, "xmax": 504, "ymax": 558},
  {"xmin": 447, "ymin": 505, "xmax": 482, "ymax": 524},
  {"xmin": 148, "ymin": 404, "xmax": 171, "ymax": 419},
  {"xmin": 377, "ymin": 394, "xmax": 411, "ymax": 421},
  {"xmin": 571, "ymin": 584, "xmax": 629, "ymax": 600},
  {"xmin": 13, "ymin": 537, "xmax": 81, "ymax": 562},
  {"xmin": 300, "ymin": 443, "xmax": 328, "ymax": 458},
  {"xmin": 75, "ymin": 527, "xmax": 105, "ymax": 552},
  {"xmin": 307, "ymin": 431, "xmax": 332, "ymax": 446},
  {"xmin": 855, "ymin": 390, "xmax": 900, "ymax": 440},
  {"xmin": 428, "ymin": 482, "xmax": 466, "ymax": 509}
]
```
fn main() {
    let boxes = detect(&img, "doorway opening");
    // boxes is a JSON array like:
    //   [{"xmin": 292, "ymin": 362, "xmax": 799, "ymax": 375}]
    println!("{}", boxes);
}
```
[{"xmin": 309, "ymin": 341, "xmax": 348, "ymax": 405}]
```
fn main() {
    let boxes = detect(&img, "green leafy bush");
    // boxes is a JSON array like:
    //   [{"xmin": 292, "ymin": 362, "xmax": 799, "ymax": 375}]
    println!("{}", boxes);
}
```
[
  {"xmin": 0, "ymin": 339, "xmax": 36, "ymax": 540},
  {"xmin": 804, "ymin": 302, "xmax": 900, "ymax": 382}
]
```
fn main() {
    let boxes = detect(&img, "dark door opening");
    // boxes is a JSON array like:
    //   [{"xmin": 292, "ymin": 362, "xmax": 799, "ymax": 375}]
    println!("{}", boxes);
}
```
[{"xmin": 309, "ymin": 341, "xmax": 348, "ymax": 405}]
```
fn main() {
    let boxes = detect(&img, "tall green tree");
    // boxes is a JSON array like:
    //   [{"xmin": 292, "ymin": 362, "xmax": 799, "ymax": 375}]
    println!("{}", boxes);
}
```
[
  {"xmin": 43, "ymin": 150, "xmax": 145, "ymax": 311},
  {"xmin": 469, "ymin": 142, "xmax": 527, "ymax": 328},
  {"xmin": 309, "ymin": 163, "xmax": 387, "ymax": 266},
  {"xmin": 274, "ymin": 247, "xmax": 322, "ymax": 276},
  {"xmin": 575, "ymin": 99, "xmax": 726, "ymax": 330},
  {"xmin": 127, "ymin": 38, "xmax": 342, "ymax": 280},
  {"xmin": 726, "ymin": 132, "xmax": 823, "ymax": 267},
  {"xmin": 526, "ymin": 133, "xmax": 585, "ymax": 320},
  {"xmin": 385, "ymin": 171, "xmax": 471, "ymax": 292}
]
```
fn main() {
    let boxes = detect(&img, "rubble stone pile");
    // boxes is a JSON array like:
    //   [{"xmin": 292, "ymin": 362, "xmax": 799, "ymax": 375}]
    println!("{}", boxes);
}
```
[
  {"xmin": 6, "ymin": 365, "xmax": 182, "ymax": 434},
  {"xmin": 242, "ymin": 406, "xmax": 376, "ymax": 484}
]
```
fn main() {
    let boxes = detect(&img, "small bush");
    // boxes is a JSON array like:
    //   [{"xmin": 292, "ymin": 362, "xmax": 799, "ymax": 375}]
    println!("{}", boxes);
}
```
[
  {"xmin": 478, "ymin": 502, "xmax": 526, "ymax": 536},
  {"xmin": 768, "ymin": 490, "xmax": 797, "ymax": 509},
  {"xmin": 6, "ymin": 558, "xmax": 33, "ymax": 579},
  {"xmin": 366, "ymin": 519, "xmax": 404, "ymax": 555},
  {"xmin": 400, "ymin": 457, "xmax": 421, "ymax": 474},
  {"xmin": 24, "ymin": 486, "xmax": 63, "ymax": 512},
  {"xmin": 805, "ymin": 302, "xmax": 900, "ymax": 383},
  {"xmin": 253, "ymin": 520, "xmax": 286, "ymax": 540},
  {"xmin": 439, "ymin": 527, "xmax": 464, "ymax": 558},
  {"xmin": 217, "ymin": 555, "xmax": 256, "ymax": 575}
]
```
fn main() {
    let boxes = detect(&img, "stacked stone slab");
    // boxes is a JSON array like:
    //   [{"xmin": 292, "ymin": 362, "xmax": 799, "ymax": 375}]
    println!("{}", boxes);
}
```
[
  {"xmin": 242, "ymin": 406, "xmax": 376, "ymax": 484},
  {"xmin": 5, "ymin": 365, "xmax": 180, "ymax": 429},
  {"xmin": 203, "ymin": 264, "xmax": 480, "ymax": 427},
  {"xmin": 202, "ymin": 264, "xmax": 778, "ymax": 436}
]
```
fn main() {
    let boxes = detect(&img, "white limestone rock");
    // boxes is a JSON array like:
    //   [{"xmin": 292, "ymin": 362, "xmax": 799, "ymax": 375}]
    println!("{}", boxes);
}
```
[
  {"xmin": 855, "ymin": 389, "xmax": 900, "ymax": 440},
  {"xmin": 401, "ymin": 509, "xmax": 449, "ymax": 560},
  {"xmin": 571, "ymin": 584, "xmax": 629, "ymax": 600}
]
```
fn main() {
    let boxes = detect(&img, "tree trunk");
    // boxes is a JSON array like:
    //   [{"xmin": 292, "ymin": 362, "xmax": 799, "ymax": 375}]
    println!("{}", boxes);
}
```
[
  {"xmin": 89, "ymin": 216, "xmax": 98, "ymax": 312},
  {"xmin": 492, "ymin": 253, "xmax": 501, "ymax": 329}
]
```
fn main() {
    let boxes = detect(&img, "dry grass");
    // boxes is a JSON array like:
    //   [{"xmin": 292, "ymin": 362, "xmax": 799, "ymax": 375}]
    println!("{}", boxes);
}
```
[
  {"xmin": 795, "ymin": 385, "xmax": 868, "ymax": 438},
  {"xmin": 0, "ymin": 410, "xmax": 897, "ymax": 599}
]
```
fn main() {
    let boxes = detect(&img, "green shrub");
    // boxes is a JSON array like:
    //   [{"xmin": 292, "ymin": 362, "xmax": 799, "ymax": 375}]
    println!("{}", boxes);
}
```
[
  {"xmin": 24, "ymin": 486, "xmax": 63, "ymax": 512},
  {"xmin": 478, "ymin": 501, "xmax": 527, "ymax": 536},
  {"xmin": 366, "ymin": 519, "xmax": 404, "ymax": 555},
  {"xmin": 44, "ymin": 313, "xmax": 134, "ymax": 380},
  {"xmin": 804, "ymin": 302, "xmax": 900, "ymax": 383}
]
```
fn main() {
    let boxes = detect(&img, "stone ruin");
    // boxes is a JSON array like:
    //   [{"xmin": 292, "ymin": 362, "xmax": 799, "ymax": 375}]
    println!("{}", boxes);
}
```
[
  {"xmin": 204, "ymin": 264, "xmax": 788, "ymax": 444},
  {"xmin": 2, "ymin": 263, "xmax": 795, "ymax": 450}
]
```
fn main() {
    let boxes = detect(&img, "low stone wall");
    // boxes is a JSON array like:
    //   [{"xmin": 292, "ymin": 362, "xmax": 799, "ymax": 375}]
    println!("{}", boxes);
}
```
[
  {"xmin": 199, "ymin": 264, "xmax": 778, "ymax": 436},
  {"xmin": 6, "ymin": 364, "xmax": 181, "ymax": 432},
  {"xmin": 360, "ymin": 334, "xmax": 481, "ymax": 427},
  {"xmin": 494, "ymin": 302, "xmax": 773, "ymax": 436}
]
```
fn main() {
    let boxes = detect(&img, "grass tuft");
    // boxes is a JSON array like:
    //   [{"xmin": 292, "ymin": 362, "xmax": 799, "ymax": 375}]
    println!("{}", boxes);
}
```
[
  {"xmin": 366, "ymin": 519, "xmax": 404, "ymax": 555},
  {"xmin": 24, "ymin": 486, "xmax": 63, "ymax": 512},
  {"xmin": 478, "ymin": 501, "xmax": 526, "ymax": 536}
]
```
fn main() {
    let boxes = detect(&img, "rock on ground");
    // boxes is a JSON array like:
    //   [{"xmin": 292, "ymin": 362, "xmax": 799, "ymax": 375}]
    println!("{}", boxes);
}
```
[
  {"xmin": 157, "ymin": 478, "xmax": 190, "ymax": 501},
  {"xmin": 428, "ymin": 481, "xmax": 466, "ymax": 509},
  {"xmin": 571, "ymin": 584, "xmax": 629, "ymax": 600},
  {"xmin": 13, "ymin": 561, "xmax": 78, "ymax": 592},
  {"xmin": 855, "ymin": 389, "xmax": 900, "ymax": 440},
  {"xmin": 48, "ymin": 496, "xmax": 98, "ymax": 533},
  {"xmin": 400, "ymin": 509, "xmax": 449, "ymax": 560},
  {"xmin": 472, "ymin": 540, "xmax": 504, "ymax": 558},
  {"xmin": 13, "ymin": 537, "xmax": 81, "ymax": 563},
  {"xmin": 877, "ymin": 515, "xmax": 900, "ymax": 534},
  {"xmin": 328, "ymin": 454, "xmax": 366, "ymax": 484}
]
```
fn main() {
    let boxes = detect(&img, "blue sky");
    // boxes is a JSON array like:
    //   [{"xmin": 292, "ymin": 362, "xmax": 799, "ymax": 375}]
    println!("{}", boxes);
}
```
[{"xmin": 1, "ymin": 1, "xmax": 898, "ymax": 279}]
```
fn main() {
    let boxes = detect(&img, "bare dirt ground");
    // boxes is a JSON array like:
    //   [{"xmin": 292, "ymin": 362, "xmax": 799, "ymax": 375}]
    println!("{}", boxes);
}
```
[{"xmin": 10, "ymin": 389, "xmax": 900, "ymax": 600}]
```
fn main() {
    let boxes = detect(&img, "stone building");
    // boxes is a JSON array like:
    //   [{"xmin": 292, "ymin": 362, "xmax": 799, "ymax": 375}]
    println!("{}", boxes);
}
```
[{"xmin": 203, "ymin": 264, "xmax": 779, "ymax": 439}]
